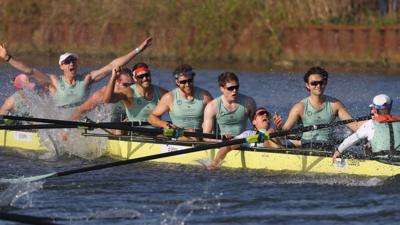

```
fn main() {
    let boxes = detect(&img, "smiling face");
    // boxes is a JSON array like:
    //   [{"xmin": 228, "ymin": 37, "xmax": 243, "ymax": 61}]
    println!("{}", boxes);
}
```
[
  {"xmin": 59, "ymin": 56, "xmax": 78, "ymax": 77},
  {"xmin": 252, "ymin": 108, "xmax": 270, "ymax": 130},
  {"xmin": 175, "ymin": 74, "xmax": 194, "ymax": 95},
  {"xmin": 305, "ymin": 74, "xmax": 327, "ymax": 96}
]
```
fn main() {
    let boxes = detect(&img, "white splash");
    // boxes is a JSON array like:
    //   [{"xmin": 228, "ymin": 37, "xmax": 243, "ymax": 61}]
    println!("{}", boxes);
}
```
[{"xmin": 0, "ymin": 181, "xmax": 44, "ymax": 208}]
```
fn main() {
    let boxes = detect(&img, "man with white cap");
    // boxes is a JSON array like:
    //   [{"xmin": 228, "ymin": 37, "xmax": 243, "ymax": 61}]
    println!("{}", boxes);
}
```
[
  {"xmin": 332, "ymin": 94, "xmax": 400, "ymax": 161},
  {"xmin": 0, "ymin": 37, "xmax": 152, "ymax": 108},
  {"xmin": 0, "ymin": 74, "xmax": 36, "ymax": 117}
]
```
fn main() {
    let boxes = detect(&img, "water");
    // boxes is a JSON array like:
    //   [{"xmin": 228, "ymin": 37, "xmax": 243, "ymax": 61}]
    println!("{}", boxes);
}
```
[{"xmin": 0, "ymin": 64, "xmax": 400, "ymax": 224}]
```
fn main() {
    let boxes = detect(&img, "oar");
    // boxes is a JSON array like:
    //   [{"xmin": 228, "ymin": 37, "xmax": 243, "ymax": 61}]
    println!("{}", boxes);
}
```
[
  {"xmin": 1, "ymin": 115, "xmax": 150, "ymax": 127},
  {"xmin": 0, "ymin": 135, "xmax": 259, "ymax": 184},
  {"xmin": 0, "ymin": 115, "xmax": 370, "ymax": 184},
  {"xmin": 0, "ymin": 212, "xmax": 59, "ymax": 225},
  {"xmin": 0, "ymin": 124, "xmax": 78, "ymax": 130},
  {"xmin": 1, "ymin": 115, "xmax": 221, "ymax": 139},
  {"xmin": 271, "ymin": 115, "xmax": 371, "ymax": 137}
]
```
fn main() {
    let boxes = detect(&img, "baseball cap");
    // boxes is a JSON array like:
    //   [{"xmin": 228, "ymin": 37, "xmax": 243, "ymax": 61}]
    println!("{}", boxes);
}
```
[
  {"xmin": 59, "ymin": 52, "xmax": 78, "ymax": 65},
  {"xmin": 369, "ymin": 94, "xmax": 392, "ymax": 110}
]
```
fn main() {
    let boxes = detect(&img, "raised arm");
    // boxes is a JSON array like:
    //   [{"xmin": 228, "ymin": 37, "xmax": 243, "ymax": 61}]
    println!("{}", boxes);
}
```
[
  {"xmin": 148, "ymin": 92, "xmax": 173, "ymax": 128},
  {"xmin": 103, "ymin": 67, "xmax": 131, "ymax": 105},
  {"xmin": 86, "ymin": 37, "xmax": 153, "ymax": 83},
  {"xmin": 0, "ymin": 43, "xmax": 55, "ymax": 90}
]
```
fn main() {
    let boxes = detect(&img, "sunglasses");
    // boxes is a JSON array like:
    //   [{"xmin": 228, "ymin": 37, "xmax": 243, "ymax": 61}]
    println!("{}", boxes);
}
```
[
  {"xmin": 256, "ymin": 110, "xmax": 270, "ymax": 117},
  {"xmin": 121, "ymin": 82, "xmax": 133, "ymax": 87},
  {"xmin": 178, "ymin": 78, "xmax": 193, "ymax": 85},
  {"xmin": 226, "ymin": 85, "xmax": 239, "ymax": 91},
  {"xmin": 62, "ymin": 57, "xmax": 77, "ymax": 65},
  {"xmin": 310, "ymin": 80, "xmax": 326, "ymax": 86},
  {"xmin": 136, "ymin": 73, "xmax": 150, "ymax": 79}
]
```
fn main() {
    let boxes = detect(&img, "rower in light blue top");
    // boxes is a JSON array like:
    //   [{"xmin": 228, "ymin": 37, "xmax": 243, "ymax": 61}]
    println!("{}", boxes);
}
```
[
  {"xmin": 103, "ymin": 63, "xmax": 167, "ymax": 123},
  {"xmin": 148, "ymin": 64, "xmax": 213, "ymax": 133},
  {"xmin": 202, "ymin": 72, "xmax": 256, "ymax": 169},
  {"xmin": 0, "ymin": 37, "xmax": 153, "ymax": 109},
  {"xmin": 282, "ymin": 66, "xmax": 361, "ymax": 150},
  {"xmin": 0, "ymin": 74, "xmax": 35, "ymax": 120},
  {"xmin": 333, "ymin": 94, "xmax": 400, "ymax": 161}
]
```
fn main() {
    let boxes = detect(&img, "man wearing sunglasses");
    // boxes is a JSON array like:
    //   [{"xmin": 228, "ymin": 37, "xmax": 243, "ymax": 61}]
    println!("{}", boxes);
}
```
[
  {"xmin": 103, "ymin": 63, "xmax": 167, "ymax": 123},
  {"xmin": 70, "ymin": 68, "xmax": 134, "ymax": 122},
  {"xmin": 281, "ymin": 66, "xmax": 359, "ymax": 150},
  {"xmin": 0, "ymin": 37, "xmax": 152, "ymax": 109},
  {"xmin": 203, "ymin": 72, "xmax": 256, "ymax": 168},
  {"xmin": 148, "ymin": 64, "xmax": 213, "ymax": 131}
]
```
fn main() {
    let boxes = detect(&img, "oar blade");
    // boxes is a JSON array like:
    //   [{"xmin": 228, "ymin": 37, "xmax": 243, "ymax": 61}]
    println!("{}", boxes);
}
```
[{"xmin": 0, "ymin": 172, "xmax": 57, "ymax": 184}]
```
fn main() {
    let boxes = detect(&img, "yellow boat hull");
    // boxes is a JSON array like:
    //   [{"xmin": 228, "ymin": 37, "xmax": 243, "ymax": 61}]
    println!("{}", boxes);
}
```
[{"xmin": 1, "ymin": 130, "xmax": 399, "ymax": 177}]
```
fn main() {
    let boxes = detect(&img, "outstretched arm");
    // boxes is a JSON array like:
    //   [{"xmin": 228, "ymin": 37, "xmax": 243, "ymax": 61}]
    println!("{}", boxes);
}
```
[
  {"xmin": 0, "ymin": 43, "xmax": 55, "ymax": 90},
  {"xmin": 86, "ymin": 37, "xmax": 153, "ymax": 83}
]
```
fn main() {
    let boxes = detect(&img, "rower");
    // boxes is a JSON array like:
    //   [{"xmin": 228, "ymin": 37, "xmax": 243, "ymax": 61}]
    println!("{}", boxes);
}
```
[
  {"xmin": 103, "ymin": 63, "xmax": 167, "ymax": 123},
  {"xmin": 333, "ymin": 94, "xmax": 400, "ymax": 161},
  {"xmin": 281, "ymin": 66, "xmax": 359, "ymax": 150},
  {"xmin": 218, "ymin": 107, "xmax": 284, "ymax": 154},
  {"xmin": 203, "ymin": 72, "xmax": 256, "ymax": 169},
  {"xmin": 0, "ymin": 74, "xmax": 36, "ymax": 118},
  {"xmin": 0, "ymin": 37, "xmax": 152, "ymax": 108},
  {"xmin": 147, "ymin": 64, "xmax": 213, "ymax": 132},
  {"xmin": 70, "ymin": 68, "xmax": 134, "ymax": 122}
]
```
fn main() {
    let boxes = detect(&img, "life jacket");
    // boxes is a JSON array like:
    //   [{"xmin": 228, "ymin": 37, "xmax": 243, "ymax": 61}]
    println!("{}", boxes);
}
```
[{"xmin": 371, "ymin": 114, "xmax": 400, "ymax": 154}]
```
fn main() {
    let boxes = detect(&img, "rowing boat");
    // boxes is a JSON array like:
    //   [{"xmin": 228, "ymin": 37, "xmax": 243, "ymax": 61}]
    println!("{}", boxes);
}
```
[{"xmin": 1, "ymin": 129, "xmax": 399, "ymax": 177}]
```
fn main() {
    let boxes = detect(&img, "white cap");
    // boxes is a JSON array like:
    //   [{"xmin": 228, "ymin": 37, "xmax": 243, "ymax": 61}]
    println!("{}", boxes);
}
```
[
  {"xmin": 59, "ymin": 52, "xmax": 78, "ymax": 65},
  {"xmin": 369, "ymin": 94, "xmax": 392, "ymax": 109}
]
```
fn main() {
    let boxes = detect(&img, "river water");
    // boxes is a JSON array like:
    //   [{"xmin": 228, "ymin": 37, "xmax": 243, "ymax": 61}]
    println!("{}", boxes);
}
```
[{"xmin": 0, "ymin": 64, "xmax": 400, "ymax": 225}]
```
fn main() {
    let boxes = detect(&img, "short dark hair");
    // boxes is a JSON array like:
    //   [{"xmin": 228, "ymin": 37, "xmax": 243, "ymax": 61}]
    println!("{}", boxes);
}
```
[
  {"xmin": 303, "ymin": 66, "xmax": 328, "ymax": 83},
  {"xmin": 173, "ymin": 64, "xmax": 193, "ymax": 77},
  {"xmin": 121, "ymin": 67, "xmax": 133, "ymax": 77},
  {"xmin": 218, "ymin": 72, "xmax": 239, "ymax": 87}
]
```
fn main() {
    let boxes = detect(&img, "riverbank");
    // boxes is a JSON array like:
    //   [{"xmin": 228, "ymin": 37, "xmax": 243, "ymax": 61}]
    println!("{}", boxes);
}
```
[{"xmin": 2, "ymin": 0, "xmax": 400, "ymax": 73}]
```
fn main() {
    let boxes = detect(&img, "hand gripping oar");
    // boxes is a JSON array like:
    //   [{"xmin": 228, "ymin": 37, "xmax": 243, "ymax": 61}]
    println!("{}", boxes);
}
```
[
  {"xmin": 0, "ymin": 115, "xmax": 370, "ymax": 184},
  {"xmin": 0, "ymin": 115, "xmax": 221, "ymax": 139},
  {"xmin": 0, "ymin": 134, "xmax": 261, "ymax": 184}
]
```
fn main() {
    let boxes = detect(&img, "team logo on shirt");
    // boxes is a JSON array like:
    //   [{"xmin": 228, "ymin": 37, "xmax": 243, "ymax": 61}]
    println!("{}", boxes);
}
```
[
  {"xmin": 177, "ymin": 100, "xmax": 182, "ymax": 105},
  {"xmin": 137, "ymin": 99, "xmax": 142, "ymax": 105}
]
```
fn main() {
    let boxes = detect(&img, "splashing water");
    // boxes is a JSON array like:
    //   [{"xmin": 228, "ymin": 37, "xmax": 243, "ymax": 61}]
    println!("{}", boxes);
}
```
[
  {"xmin": 22, "ymin": 90, "xmax": 108, "ymax": 160},
  {"xmin": 0, "ymin": 181, "xmax": 44, "ymax": 208},
  {"xmin": 160, "ymin": 194, "xmax": 222, "ymax": 225}
]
